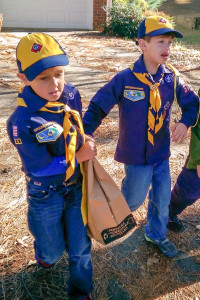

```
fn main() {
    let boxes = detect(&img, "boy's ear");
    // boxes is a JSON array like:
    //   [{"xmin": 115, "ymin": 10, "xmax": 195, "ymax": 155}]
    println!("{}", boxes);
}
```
[
  {"xmin": 17, "ymin": 73, "xmax": 31, "ymax": 86},
  {"xmin": 138, "ymin": 39, "xmax": 147, "ymax": 51}
]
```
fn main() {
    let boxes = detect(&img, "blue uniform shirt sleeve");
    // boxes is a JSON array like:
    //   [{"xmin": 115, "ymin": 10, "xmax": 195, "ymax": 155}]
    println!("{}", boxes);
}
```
[
  {"xmin": 176, "ymin": 77, "xmax": 199, "ymax": 127},
  {"xmin": 83, "ymin": 72, "xmax": 124, "ymax": 135},
  {"xmin": 7, "ymin": 115, "xmax": 54, "ymax": 173},
  {"xmin": 83, "ymin": 102, "xmax": 106, "ymax": 135}
]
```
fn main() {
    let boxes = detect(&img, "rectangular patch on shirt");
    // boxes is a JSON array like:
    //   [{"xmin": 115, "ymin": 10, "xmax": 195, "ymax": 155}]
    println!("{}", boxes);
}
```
[
  {"xmin": 124, "ymin": 89, "xmax": 145, "ymax": 102},
  {"xmin": 12, "ymin": 125, "xmax": 18, "ymax": 137},
  {"xmin": 34, "ymin": 122, "xmax": 54, "ymax": 133},
  {"xmin": 125, "ymin": 86, "xmax": 144, "ymax": 90},
  {"xmin": 14, "ymin": 138, "xmax": 22, "ymax": 144}
]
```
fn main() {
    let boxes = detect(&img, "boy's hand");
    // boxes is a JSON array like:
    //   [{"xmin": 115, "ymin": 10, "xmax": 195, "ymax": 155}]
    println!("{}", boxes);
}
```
[
  {"xmin": 171, "ymin": 122, "xmax": 188, "ymax": 143},
  {"xmin": 75, "ymin": 135, "xmax": 97, "ymax": 163},
  {"xmin": 197, "ymin": 165, "xmax": 200, "ymax": 178}
]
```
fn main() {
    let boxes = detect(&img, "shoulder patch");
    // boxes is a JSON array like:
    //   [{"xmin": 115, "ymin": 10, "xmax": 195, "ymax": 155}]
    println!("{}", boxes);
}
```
[
  {"xmin": 12, "ymin": 125, "xmax": 18, "ymax": 137},
  {"xmin": 182, "ymin": 84, "xmax": 190, "ymax": 94},
  {"xmin": 124, "ymin": 89, "xmax": 145, "ymax": 102},
  {"xmin": 36, "ymin": 123, "xmax": 63, "ymax": 143}
]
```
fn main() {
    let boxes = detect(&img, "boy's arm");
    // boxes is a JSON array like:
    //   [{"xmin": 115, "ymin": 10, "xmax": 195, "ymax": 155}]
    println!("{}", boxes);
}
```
[
  {"xmin": 83, "ymin": 101, "xmax": 106, "ymax": 135},
  {"xmin": 83, "ymin": 72, "xmax": 124, "ymax": 135},
  {"xmin": 32, "ymin": 135, "xmax": 98, "ymax": 176},
  {"xmin": 176, "ymin": 77, "xmax": 199, "ymax": 128},
  {"xmin": 188, "ymin": 115, "xmax": 200, "ymax": 168},
  {"xmin": 75, "ymin": 135, "xmax": 97, "ymax": 163},
  {"xmin": 7, "ymin": 118, "xmax": 54, "ymax": 173},
  {"xmin": 197, "ymin": 166, "xmax": 200, "ymax": 178},
  {"xmin": 172, "ymin": 77, "xmax": 199, "ymax": 143}
]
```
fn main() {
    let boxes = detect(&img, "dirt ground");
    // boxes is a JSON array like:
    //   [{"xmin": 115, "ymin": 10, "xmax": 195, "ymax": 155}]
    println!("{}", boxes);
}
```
[{"xmin": 0, "ymin": 31, "xmax": 200, "ymax": 300}]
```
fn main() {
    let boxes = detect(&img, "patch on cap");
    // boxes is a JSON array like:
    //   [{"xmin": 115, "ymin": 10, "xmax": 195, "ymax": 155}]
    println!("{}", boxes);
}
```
[
  {"xmin": 159, "ymin": 18, "xmax": 167, "ymax": 24},
  {"xmin": 31, "ymin": 43, "xmax": 43, "ymax": 53}
]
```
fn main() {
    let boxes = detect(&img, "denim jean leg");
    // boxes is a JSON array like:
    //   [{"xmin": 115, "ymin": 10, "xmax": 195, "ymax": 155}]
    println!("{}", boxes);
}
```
[
  {"xmin": 145, "ymin": 160, "xmax": 171, "ymax": 240},
  {"xmin": 121, "ymin": 164, "xmax": 153, "ymax": 211},
  {"xmin": 64, "ymin": 181, "xmax": 93, "ymax": 299},
  {"xmin": 27, "ymin": 182, "xmax": 66, "ymax": 265}
]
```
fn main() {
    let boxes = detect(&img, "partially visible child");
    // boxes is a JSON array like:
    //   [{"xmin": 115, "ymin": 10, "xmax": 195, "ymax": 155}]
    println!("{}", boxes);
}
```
[
  {"xmin": 168, "ymin": 102, "xmax": 200, "ymax": 232},
  {"xmin": 7, "ymin": 33, "xmax": 96, "ymax": 300},
  {"xmin": 83, "ymin": 16, "xmax": 199, "ymax": 258}
]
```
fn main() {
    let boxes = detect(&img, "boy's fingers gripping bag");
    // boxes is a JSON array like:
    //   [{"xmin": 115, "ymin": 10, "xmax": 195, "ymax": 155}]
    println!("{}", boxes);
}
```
[{"xmin": 83, "ymin": 158, "xmax": 136, "ymax": 245}]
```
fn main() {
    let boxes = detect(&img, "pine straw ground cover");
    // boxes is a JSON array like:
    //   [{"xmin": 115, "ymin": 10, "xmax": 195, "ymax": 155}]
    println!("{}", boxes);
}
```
[{"xmin": 0, "ymin": 32, "xmax": 200, "ymax": 300}]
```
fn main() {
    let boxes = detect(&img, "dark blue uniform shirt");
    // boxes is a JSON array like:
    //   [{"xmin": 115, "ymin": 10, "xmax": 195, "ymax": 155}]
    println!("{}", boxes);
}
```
[
  {"xmin": 7, "ymin": 83, "xmax": 83, "ymax": 184},
  {"xmin": 83, "ymin": 55, "xmax": 199, "ymax": 165}
]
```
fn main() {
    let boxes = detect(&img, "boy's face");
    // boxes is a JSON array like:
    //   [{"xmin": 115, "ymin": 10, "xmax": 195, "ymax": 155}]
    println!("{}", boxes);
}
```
[
  {"xmin": 18, "ymin": 66, "xmax": 65, "ymax": 102},
  {"xmin": 139, "ymin": 35, "xmax": 174, "ymax": 72}
]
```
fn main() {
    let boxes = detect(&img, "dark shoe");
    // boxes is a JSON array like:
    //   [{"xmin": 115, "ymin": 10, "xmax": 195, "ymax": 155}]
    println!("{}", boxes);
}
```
[
  {"xmin": 83, "ymin": 294, "xmax": 93, "ymax": 300},
  {"xmin": 145, "ymin": 235, "xmax": 178, "ymax": 258},
  {"xmin": 167, "ymin": 215, "xmax": 184, "ymax": 232}
]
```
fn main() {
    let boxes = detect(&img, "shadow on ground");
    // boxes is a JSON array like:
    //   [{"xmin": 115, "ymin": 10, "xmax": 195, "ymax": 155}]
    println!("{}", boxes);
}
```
[{"xmin": 1, "ymin": 224, "xmax": 200, "ymax": 300}]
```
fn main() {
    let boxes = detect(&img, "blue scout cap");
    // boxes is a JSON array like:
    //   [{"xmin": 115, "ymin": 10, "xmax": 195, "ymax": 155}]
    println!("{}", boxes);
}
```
[
  {"xmin": 138, "ymin": 16, "xmax": 183, "ymax": 40},
  {"xmin": 16, "ymin": 33, "xmax": 69, "ymax": 81}
]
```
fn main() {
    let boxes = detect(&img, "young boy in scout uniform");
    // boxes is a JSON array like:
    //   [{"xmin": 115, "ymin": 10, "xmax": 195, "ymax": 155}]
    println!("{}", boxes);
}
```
[
  {"xmin": 83, "ymin": 16, "xmax": 199, "ymax": 258},
  {"xmin": 7, "ymin": 33, "xmax": 96, "ymax": 300},
  {"xmin": 168, "ymin": 109, "xmax": 200, "ymax": 232}
]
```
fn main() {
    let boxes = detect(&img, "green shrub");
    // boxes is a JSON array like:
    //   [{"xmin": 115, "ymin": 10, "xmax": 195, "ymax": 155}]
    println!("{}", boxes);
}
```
[
  {"xmin": 103, "ymin": 2, "xmax": 143, "ymax": 39},
  {"xmin": 144, "ymin": 0, "xmax": 167, "ymax": 10},
  {"xmin": 103, "ymin": 0, "xmax": 168, "ymax": 39},
  {"xmin": 113, "ymin": 0, "xmax": 166, "ymax": 10}
]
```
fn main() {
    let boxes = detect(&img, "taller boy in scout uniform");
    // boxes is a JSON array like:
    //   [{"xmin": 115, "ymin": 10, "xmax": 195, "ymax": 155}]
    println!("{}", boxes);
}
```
[
  {"xmin": 83, "ymin": 16, "xmax": 199, "ymax": 257},
  {"xmin": 7, "ymin": 33, "xmax": 96, "ymax": 300}
]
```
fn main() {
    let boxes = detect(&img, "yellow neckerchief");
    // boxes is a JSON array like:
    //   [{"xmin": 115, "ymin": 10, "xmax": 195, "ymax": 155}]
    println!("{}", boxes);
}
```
[
  {"xmin": 130, "ymin": 64, "xmax": 164, "ymax": 145},
  {"xmin": 17, "ymin": 89, "xmax": 88, "ymax": 225}
]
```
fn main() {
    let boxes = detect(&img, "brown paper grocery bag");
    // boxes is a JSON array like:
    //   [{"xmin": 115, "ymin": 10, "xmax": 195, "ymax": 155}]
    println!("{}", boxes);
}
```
[{"xmin": 83, "ymin": 158, "xmax": 136, "ymax": 245}]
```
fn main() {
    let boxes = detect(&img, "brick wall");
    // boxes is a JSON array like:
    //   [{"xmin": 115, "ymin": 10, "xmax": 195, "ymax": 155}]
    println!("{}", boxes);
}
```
[{"xmin": 93, "ymin": 0, "xmax": 107, "ymax": 30}]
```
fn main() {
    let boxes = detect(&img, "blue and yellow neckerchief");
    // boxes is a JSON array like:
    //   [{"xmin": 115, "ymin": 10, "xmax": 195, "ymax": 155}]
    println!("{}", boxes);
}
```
[
  {"xmin": 17, "ymin": 88, "xmax": 88, "ymax": 225},
  {"xmin": 130, "ymin": 64, "xmax": 164, "ymax": 145}
]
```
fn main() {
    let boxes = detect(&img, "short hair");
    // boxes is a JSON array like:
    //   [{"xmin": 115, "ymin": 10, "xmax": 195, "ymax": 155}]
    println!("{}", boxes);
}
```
[{"xmin": 142, "ymin": 32, "xmax": 175, "ymax": 42}]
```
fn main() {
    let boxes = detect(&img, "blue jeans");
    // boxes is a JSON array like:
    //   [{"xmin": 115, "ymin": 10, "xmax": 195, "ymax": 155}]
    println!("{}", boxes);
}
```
[
  {"xmin": 170, "ymin": 166, "xmax": 200, "ymax": 216},
  {"xmin": 121, "ymin": 160, "xmax": 171, "ymax": 240},
  {"xmin": 27, "ymin": 179, "xmax": 92, "ymax": 300}
]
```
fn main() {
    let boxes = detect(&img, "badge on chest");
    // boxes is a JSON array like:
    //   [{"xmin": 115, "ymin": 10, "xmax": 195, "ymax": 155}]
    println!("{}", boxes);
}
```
[
  {"xmin": 124, "ymin": 89, "xmax": 145, "ymax": 102},
  {"xmin": 36, "ymin": 123, "xmax": 63, "ymax": 143}
]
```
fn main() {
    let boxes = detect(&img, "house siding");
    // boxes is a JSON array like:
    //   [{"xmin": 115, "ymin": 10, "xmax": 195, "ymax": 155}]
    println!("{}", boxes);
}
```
[{"xmin": 0, "ymin": 0, "xmax": 110, "ymax": 30}]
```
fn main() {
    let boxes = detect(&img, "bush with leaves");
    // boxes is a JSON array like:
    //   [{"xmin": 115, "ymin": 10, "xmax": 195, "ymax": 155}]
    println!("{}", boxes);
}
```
[
  {"xmin": 113, "ymin": 0, "xmax": 167, "ymax": 10},
  {"xmin": 142, "ymin": 0, "xmax": 167, "ymax": 10},
  {"xmin": 103, "ymin": 0, "xmax": 169, "ymax": 39},
  {"xmin": 103, "ymin": 2, "xmax": 144, "ymax": 39}
]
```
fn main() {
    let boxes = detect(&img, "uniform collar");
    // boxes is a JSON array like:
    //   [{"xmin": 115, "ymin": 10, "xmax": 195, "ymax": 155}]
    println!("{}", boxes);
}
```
[
  {"xmin": 20, "ymin": 85, "xmax": 67, "ymax": 113},
  {"xmin": 132, "ymin": 55, "xmax": 173, "ymax": 76}
]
